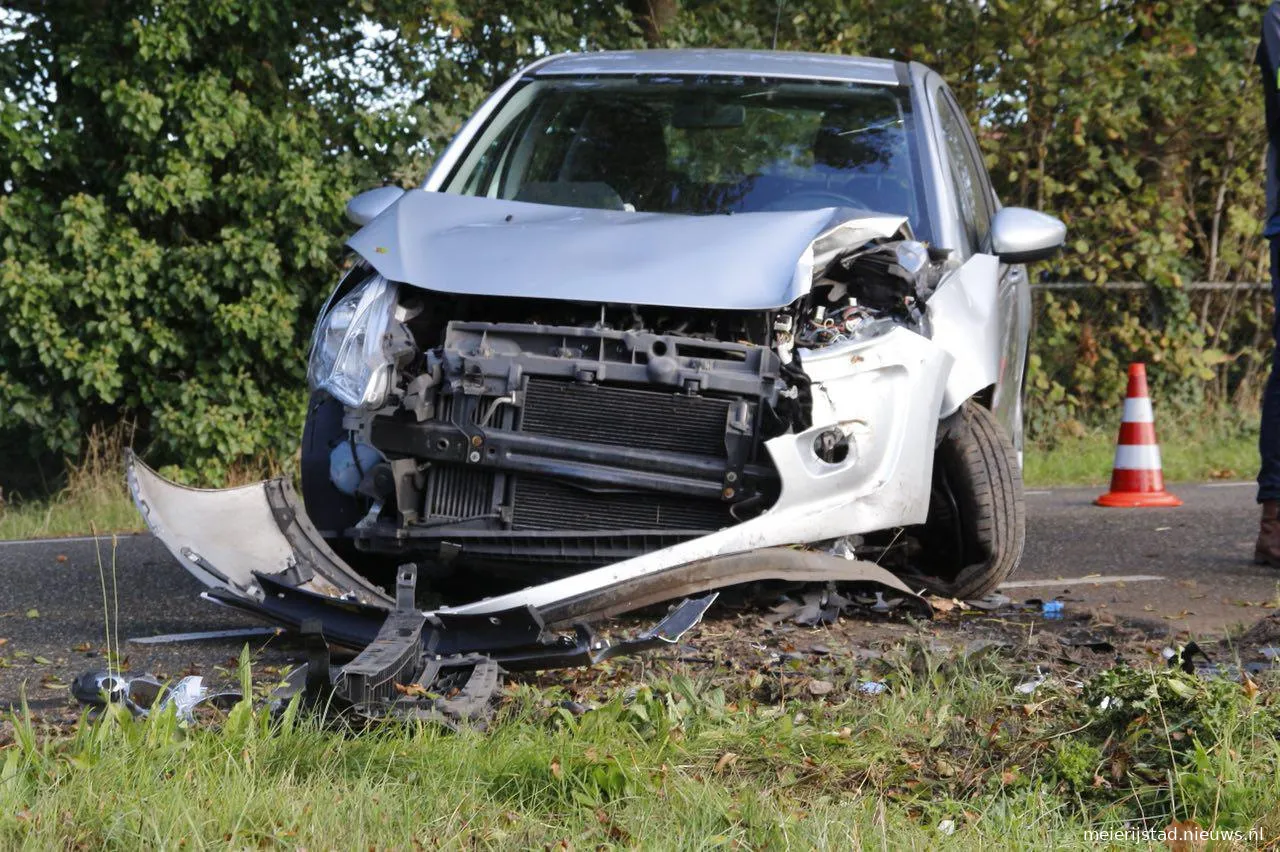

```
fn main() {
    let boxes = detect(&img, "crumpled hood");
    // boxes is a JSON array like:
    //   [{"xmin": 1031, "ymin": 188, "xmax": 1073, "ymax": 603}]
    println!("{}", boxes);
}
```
[{"xmin": 347, "ymin": 190, "xmax": 908, "ymax": 311}]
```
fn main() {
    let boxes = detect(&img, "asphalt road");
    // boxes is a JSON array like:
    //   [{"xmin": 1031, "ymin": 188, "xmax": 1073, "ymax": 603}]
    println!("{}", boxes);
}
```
[{"xmin": 0, "ymin": 482, "xmax": 1273, "ymax": 713}]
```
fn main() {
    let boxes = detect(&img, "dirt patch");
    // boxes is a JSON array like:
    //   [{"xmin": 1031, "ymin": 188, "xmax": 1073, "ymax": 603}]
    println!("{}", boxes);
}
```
[{"xmin": 523, "ymin": 588, "xmax": 1216, "ymax": 708}]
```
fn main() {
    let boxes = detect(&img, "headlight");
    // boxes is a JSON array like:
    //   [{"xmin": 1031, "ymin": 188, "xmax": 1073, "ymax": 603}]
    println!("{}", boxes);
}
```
[{"xmin": 307, "ymin": 273, "xmax": 399, "ymax": 409}]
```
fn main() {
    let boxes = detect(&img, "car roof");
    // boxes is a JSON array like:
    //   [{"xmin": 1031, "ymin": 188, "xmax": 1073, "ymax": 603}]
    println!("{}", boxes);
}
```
[{"xmin": 531, "ymin": 49, "xmax": 908, "ymax": 87}]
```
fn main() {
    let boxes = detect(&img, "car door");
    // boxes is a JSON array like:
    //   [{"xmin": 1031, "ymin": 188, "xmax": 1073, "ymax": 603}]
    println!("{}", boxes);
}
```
[{"xmin": 930, "ymin": 83, "xmax": 1030, "ymax": 454}]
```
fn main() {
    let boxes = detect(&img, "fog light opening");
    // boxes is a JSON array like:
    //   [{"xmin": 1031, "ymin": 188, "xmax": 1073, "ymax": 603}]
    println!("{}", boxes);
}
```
[{"xmin": 813, "ymin": 428, "xmax": 849, "ymax": 464}]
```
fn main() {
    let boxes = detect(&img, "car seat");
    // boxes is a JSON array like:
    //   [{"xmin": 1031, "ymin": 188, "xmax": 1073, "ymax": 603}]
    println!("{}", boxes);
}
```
[{"xmin": 559, "ymin": 103, "xmax": 669, "ymax": 210}]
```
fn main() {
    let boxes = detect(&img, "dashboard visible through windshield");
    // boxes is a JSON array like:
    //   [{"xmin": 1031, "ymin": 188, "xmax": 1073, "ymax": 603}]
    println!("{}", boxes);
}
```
[{"xmin": 443, "ymin": 75, "xmax": 931, "ymax": 240}]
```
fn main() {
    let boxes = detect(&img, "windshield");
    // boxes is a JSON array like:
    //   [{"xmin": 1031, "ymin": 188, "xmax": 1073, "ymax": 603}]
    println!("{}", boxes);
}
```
[{"xmin": 441, "ymin": 75, "xmax": 931, "ymax": 239}]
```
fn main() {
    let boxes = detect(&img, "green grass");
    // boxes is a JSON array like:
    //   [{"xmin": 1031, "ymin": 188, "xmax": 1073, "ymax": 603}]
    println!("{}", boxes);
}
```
[
  {"xmin": 0, "ymin": 485, "xmax": 142, "ymax": 540},
  {"xmin": 4, "ymin": 647, "xmax": 1278, "ymax": 848},
  {"xmin": 0, "ymin": 426, "xmax": 143, "ymax": 540},
  {"xmin": 1024, "ymin": 421, "xmax": 1258, "ymax": 488}
]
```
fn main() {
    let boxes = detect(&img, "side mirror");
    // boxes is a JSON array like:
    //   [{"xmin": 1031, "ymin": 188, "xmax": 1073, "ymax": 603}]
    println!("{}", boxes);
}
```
[
  {"xmin": 989, "ymin": 207, "xmax": 1066, "ymax": 264},
  {"xmin": 345, "ymin": 186, "xmax": 406, "ymax": 227}
]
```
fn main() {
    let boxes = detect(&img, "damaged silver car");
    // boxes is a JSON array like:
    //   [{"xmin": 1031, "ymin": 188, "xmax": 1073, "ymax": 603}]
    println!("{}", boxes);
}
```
[{"xmin": 129, "ymin": 50, "xmax": 1065, "ymax": 665}]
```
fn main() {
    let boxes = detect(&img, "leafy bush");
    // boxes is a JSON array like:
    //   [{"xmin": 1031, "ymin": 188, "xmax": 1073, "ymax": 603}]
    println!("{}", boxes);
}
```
[
  {"xmin": 1, "ymin": 3, "xmax": 403, "ymax": 481},
  {"xmin": 0, "ymin": 1, "xmax": 645, "ymax": 485},
  {"xmin": 1027, "ymin": 286, "xmax": 1270, "ymax": 442}
]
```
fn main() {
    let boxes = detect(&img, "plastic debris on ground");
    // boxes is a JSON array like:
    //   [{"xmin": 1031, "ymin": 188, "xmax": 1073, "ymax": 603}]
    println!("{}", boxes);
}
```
[
  {"xmin": 1162, "ymin": 642, "xmax": 1211, "ymax": 675},
  {"xmin": 1156, "ymin": 641, "xmax": 1271, "ymax": 681},
  {"xmin": 71, "ymin": 670, "xmax": 242, "ymax": 722},
  {"xmin": 1015, "ymin": 667, "xmax": 1048, "ymax": 695},
  {"xmin": 67, "ymin": 566, "xmax": 719, "ymax": 731},
  {"xmin": 966, "ymin": 593, "xmax": 1012, "ymax": 612},
  {"xmin": 300, "ymin": 567, "xmax": 715, "ymax": 729},
  {"xmin": 762, "ymin": 583, "xmax": 930, "ymax": 627},
  {"xmin": 1057, "ymin": 629, "xmax": 1116, "ymax": 654}
]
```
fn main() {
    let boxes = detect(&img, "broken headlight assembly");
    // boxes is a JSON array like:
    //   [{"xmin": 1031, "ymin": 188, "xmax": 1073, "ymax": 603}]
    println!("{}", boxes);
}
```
[
  {"xmin": 795, "ymin": 240, "xmax": 940, "ymax": 350},
  {"xmin": 307, "ymin": 273, "xmax": 400, "ymax": 409}
]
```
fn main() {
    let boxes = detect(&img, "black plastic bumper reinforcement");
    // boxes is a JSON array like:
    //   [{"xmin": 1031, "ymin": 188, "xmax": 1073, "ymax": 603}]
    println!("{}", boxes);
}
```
[
  {"xmin": 204, "ymin": 546, "xmax": 932, "ymax": 651},
  {"xmin": 268, "ymin": 564, "xmax": 719, "ymax": 725},
  {"xmin": 207, "ymin": 550, "xmax": 929, "ymax": 724}
]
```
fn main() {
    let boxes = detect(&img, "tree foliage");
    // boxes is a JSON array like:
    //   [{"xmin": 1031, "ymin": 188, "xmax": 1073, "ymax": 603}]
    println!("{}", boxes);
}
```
[
  {"xmin": 0, "ymin": 0, "xmax": 1270, "ymax": 482},
  {"xmin": 1, "ymin": 2, "xmax": 405, "ymax": 479}
]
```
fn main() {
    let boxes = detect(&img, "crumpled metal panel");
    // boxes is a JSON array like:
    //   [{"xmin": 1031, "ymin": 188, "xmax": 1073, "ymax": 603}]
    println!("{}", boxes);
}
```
[
  {"xmin": 926, "ymin": 253, "xmax": 1003, "ymax": 417},
  {"xmin": 346, "ymin": 190, "xmax": 907, "ymax": 310}
]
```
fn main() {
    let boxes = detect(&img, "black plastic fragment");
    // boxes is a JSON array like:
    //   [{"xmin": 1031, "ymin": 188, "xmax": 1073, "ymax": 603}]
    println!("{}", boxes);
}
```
[
  {"xmin": 205, "ymin": 572, "xmax": 389, "ymax": 650},
  {"xmin": 339, "ymin": 566, "xmax": 428, "ymax": 706},
  {"xmin": 300, "ymin": 619, "xmax": 332, "ymax": 702},
  {"xmin": 1165, "ymin": 641, "xmax": 1211, "ymax": 675},
  {"xmin": 303, "ymin": 563, "xmax": 508, "ymax": 726},
  {"xmin": 282, "ymin": 566, "xmax": 717, "ymax": 725}
]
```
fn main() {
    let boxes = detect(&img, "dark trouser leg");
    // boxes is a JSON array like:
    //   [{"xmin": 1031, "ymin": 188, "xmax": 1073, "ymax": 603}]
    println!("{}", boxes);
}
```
[{"xmin": 1259, "ymin": 237, "xmax": 1280, "ymax": 503}]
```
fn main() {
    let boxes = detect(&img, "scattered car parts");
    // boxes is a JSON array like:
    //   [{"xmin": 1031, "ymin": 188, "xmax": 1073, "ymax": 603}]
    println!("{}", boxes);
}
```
[{"xmin": 71, "ymin": 671, "xmax": 241, "ymax": 722}]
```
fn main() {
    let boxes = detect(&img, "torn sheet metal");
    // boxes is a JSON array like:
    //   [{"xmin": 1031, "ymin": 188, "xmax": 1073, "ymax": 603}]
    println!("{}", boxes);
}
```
[
  {"xmin": 926, "ymin": 252, "xmax": 1002, "ymax": 417},
  {"xmin": 348, "ymin": 189, "xmax": 907, "ymax": 311}
]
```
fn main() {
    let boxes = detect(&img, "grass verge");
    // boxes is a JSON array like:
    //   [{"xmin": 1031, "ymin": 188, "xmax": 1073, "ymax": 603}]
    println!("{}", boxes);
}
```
[
  {"xmin": 0, "ymin": 487, "xmax": 141, "ymax": 541},
  {"xmin": 0, "ymin": 426, "xmax": 142, "ymax": 540},
  {"xmin": 1024, "ymin": 425, "xmax": 1258, "ymax": 488},
  {"xmin": 3, "ymin": 646, "xmax": 1278, "ymax": 848}
]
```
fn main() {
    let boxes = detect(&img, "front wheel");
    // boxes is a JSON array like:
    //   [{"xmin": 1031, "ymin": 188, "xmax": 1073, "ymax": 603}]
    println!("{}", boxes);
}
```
[{"xmin": 903, "ymin": 401, "xmax": 1026, "ymax": 600}]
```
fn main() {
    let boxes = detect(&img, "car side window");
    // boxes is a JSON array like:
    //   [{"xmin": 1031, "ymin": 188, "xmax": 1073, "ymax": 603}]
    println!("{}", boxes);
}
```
[{"xmin": 936, "ymin": 91, "xmax": 992, "ymax": 253}]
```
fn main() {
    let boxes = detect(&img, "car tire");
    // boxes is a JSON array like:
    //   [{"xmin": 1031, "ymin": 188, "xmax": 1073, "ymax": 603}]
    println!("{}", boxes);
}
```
[
  {"xmin": 906, "ymin": 401, "xmax": 1025, "ymax": 600},
  {"xmin": 300, "ymin": 391, "xmax": 366, "ymax": 538}
]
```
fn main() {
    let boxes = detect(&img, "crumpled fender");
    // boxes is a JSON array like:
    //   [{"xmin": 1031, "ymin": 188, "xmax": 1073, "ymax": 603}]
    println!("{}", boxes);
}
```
[{"xmin": 926, "ymin": 253, "xmax": 1002, "ymax": 417}]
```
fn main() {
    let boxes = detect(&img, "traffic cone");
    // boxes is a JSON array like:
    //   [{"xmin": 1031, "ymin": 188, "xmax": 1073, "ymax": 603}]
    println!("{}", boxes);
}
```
[{"xmin": 1095, "ymin": 363, "xmax": 1182, "ymax": 508}]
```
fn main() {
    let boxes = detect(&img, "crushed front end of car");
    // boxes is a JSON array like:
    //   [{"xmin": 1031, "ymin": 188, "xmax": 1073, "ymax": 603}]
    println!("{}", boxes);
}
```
[{"xmin": 129, "ymin": 190, "xmax": 999, "ymax": 693}]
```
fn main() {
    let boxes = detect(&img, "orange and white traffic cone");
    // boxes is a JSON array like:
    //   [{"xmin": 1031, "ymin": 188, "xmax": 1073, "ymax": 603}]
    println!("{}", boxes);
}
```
[{"xmin": 1095, "ymin": 363, "xmax": 1182, "ymax": 508}]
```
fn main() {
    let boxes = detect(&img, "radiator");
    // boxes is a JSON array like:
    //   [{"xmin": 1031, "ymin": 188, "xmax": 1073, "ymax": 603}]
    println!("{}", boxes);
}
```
[{"xmin": 520, "ymin": 377, "xmax": 730, "ymax": 458}]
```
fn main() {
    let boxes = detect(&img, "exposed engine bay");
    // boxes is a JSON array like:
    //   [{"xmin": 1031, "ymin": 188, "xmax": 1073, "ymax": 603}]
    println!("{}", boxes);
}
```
[{"xmin": 308, "ymin": 230, "xmax": 945, "ymax": 586}]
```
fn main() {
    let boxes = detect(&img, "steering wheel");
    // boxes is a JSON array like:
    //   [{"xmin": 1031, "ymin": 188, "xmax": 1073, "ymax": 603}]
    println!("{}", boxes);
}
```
[{"xmin": 760, "ymin": 190, "xmax": 859, "ymax": 212}]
